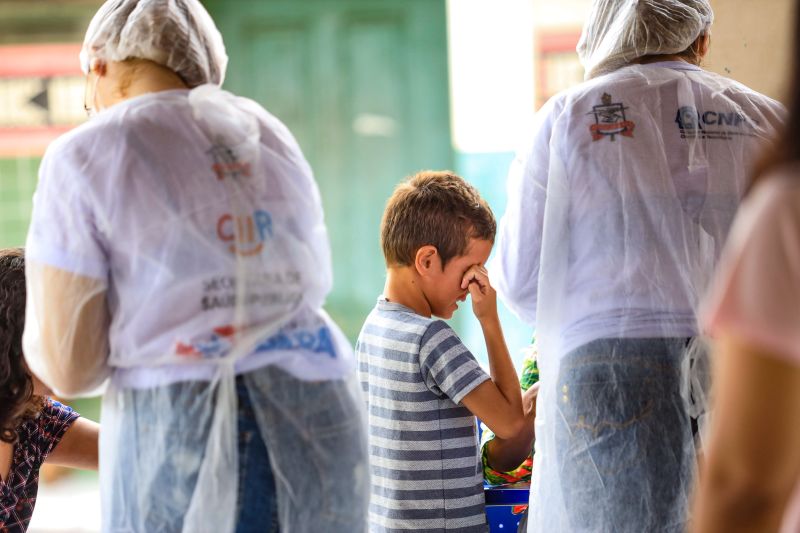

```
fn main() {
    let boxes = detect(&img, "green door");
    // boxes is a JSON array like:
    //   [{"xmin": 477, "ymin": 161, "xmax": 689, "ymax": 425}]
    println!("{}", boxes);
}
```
[{"xmin": 204, "ymin": 0, "xmax": 452, "ymax": 339}]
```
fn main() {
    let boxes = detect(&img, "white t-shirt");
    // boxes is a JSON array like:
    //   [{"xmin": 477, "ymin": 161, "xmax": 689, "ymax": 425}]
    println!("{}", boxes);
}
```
[
  {"xmin": 25, "ymin": 88, "xmax": 353, "ymax": 388},
  {"xmin": 493, "ymin": 61, "xmax": 786, "ymax": 353}
]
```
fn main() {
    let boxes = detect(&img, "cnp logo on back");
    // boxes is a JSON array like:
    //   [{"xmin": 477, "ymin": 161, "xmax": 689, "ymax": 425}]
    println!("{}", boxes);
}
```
[{"xmin": 675, "ymin": 105, "xmax": 758, "ymax": 140}]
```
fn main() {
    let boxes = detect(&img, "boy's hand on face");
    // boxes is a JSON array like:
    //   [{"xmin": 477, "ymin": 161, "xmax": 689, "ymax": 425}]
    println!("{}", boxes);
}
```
[{"xmin": 461, "ymin": 265, "xmax": 498, "ymax": 322}]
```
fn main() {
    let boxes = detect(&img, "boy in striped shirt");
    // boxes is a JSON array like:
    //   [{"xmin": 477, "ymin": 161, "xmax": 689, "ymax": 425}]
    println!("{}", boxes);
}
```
[{"xmin": 357, "ymin": 171, "xmax": 527, "ymax": 532}]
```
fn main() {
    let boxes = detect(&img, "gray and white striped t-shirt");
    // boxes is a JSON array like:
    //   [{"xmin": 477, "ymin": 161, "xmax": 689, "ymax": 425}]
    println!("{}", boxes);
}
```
[{"xmin": 357, "ymin": 298, "xmax": 491, "ymax": 532}]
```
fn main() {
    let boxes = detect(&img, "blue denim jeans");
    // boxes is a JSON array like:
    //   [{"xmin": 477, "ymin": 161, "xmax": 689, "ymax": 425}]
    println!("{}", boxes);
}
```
[
  {"xmin": 553, "ymin": 338, "xmax": 697, "ymax": 533},
  {"xmin": 235, "ymin": 376, "xmax": 279, "ymax": 533},
  {"xmin": 106, "ymin": 365, "xmax": 369, "ymax": 532}
]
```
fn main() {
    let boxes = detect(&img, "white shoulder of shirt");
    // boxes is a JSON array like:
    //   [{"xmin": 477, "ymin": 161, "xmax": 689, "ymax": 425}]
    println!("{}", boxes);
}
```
[
  {"xmin": 43, "ymin": 91, "xmax": 304, "ymax": 169},
  {"xmin": 548, "ymin": 65, "xmax": 782, "ymax": 111}
]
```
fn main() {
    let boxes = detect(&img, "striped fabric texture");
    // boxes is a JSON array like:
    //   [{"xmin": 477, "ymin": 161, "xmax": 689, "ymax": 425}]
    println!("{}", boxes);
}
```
[{"xmin": 357, "ymin": 298, "xmax": 490, "ymax": 532}]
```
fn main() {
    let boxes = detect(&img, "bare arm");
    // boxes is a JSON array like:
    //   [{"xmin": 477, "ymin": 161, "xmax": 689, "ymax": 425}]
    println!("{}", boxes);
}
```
[
  {"xmin": 24, "ymin": 264, "xmax": 111, "ymax": 397},
  {"xmin": 46, "ymin": 417, "xmax": 99, "ymax": 471},
  {"xmin": 690, "ymin": 333, "xmax": 800, "ymax": 533},
  {"xmin": 485, "ymin": 382, "xmax": 538, "ymax": 472},
  {"xmin": 460, "ymin": 266, "xmax": 524, "ymax": 439}
]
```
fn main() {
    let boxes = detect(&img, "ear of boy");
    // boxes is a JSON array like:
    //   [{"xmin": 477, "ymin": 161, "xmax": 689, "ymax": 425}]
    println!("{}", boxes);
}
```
[
  {"xmin": 413, "ymin": 245, "xmax": 442, "ymax": 318},
  {"xmin": 414, "ymin": 245, "xmax": 440, "ymax": 275},
  {"xmin": 381, "ymin": 246, "xmax": 439, "ymax": 319}
]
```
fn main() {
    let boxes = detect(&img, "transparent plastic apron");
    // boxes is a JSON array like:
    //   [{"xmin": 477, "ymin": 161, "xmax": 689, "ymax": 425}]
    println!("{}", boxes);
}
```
[
  {"xmin": 524, "ymin": 72, "xmax": 768, "ymax": 532},
  {"xmin": 95, "ymin": 86, "xmax": 354, "ymax": 532}
]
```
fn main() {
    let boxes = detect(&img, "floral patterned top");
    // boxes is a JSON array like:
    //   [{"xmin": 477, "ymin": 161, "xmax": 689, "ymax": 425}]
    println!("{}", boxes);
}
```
[{"xmin": 0, "ymin": 399, "xmax": 79, "ymax": 532}]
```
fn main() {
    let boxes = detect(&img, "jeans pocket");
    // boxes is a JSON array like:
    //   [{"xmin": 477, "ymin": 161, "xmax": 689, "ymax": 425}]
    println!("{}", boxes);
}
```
[{"xmin": 554, "ymin": 349, "xmax": 693, "ymax": 532}]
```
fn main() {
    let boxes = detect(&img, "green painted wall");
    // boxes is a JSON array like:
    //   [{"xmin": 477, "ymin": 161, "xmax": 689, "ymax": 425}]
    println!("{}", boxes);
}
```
[
  {"xmin": 205, "ymin": 0, "xmax": 453, "ymax": 340},
  {"xmin": 0, "ymin": 157, "xmax": 39, "ymax": 248}
]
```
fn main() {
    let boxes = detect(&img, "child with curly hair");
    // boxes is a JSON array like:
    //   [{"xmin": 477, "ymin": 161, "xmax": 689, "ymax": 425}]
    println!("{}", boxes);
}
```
[{"xmin": 0, "ymin": 248, "xmax": 99, "ymax": 532}]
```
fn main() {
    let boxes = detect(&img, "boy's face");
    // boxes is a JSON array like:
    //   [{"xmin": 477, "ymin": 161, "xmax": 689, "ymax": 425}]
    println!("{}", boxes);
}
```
[{"xmin": 424, "ymin": 238, "xmax": 493, "ymax": 319}]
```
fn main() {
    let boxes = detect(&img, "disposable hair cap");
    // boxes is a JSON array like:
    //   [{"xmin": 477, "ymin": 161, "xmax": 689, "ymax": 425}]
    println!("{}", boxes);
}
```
[
  {"xmin": 80, "ymin": 0, "xmax": 228, "ymax": 87},
  {"xmin": 578, "ymin": 0, "xmax": 713, "ymax": 79}
]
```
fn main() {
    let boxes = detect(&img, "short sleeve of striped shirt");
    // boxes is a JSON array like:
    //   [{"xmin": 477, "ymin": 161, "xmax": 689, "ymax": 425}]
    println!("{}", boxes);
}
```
[{"xmin": 418, "ymin": 320, "xmax": 490, "ymax": 404}]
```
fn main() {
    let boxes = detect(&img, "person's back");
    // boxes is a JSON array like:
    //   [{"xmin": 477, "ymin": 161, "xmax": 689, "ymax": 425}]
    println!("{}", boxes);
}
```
[
  {"xmin": 32, "ymin": 86, "xmax": 342, "ymax": 386},
  {"xmin": 358, "ymin": 171, "xmax": 527, "ymax": 532},
  {"xmin": 492, "ymin": 1, "xmax": 787, "ymax": 532},
  {"xmin": 532, "ymin": 62, "xmax": 785, "ymax": 352},
  {"xmin": 22, "ymin": 1, "xmax": 369, "ymax": 531}
]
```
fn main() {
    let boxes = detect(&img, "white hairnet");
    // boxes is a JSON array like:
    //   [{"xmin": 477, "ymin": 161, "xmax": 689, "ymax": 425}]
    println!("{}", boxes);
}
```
[
  {"xmin": 578, "ymin": 0, "xmax": 713, "ymax": 79},
  {"xmin": 80, "ymin": 0, "xmax": 228, "ymax": 87}
]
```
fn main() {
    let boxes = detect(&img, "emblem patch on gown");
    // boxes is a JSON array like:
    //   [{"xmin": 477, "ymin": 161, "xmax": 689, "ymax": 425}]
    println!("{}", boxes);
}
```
[
  {"xmin": 675, "ymin": 105, "xmax": 759, "ymax": 140},
  {"xmin": 589, "ymin": 92, "xmax": 635, "ymax": 141},
  {"xmin": 208, "ymin": 144, "xmax": 252, "ymax": 180}
]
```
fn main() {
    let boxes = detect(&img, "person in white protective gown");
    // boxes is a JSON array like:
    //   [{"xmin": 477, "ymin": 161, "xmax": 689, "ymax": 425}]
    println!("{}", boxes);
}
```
[
  {"xmin": 21, "ymin": 1, "xmax": 370, "ymax": 531},
  {"xmin": 491, "ymin": 1, "xmax": 786, "ymax": 532}
]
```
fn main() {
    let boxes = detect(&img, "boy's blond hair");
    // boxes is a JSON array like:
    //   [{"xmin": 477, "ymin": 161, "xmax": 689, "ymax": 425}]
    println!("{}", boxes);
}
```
[{"xmin": 380, "ymin": 171, "xmax": 496, "ymax": 268}]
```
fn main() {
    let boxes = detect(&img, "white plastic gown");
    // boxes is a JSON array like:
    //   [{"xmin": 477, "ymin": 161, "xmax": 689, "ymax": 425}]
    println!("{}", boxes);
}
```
[
  {"xmin": 22, "ymin": 84, "xmax": 368, "ymax": 532},
  {"xmin": 493, "ymin": 62, "xmax": 785, "ymax": 532}
]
